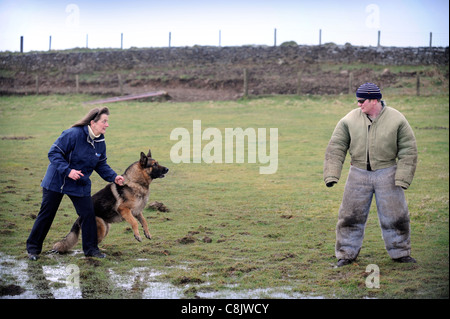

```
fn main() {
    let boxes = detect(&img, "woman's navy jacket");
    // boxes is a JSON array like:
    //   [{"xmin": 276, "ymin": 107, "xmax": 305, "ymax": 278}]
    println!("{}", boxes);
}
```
[{"xmin": 41, "ymin": 126, "xmax": 117, "ymax": 197}]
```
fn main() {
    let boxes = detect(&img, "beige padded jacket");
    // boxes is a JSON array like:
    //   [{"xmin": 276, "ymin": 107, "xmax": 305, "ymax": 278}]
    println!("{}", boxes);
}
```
[{"xmin": 324, "ymin": 106, "xmax": 418, "ymax": 189}]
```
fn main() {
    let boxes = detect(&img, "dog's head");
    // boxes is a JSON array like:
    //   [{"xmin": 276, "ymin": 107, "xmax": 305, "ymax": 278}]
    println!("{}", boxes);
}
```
[{"xmin": 139, "ymin": 149, "xmax": 169, "ymax": 179}]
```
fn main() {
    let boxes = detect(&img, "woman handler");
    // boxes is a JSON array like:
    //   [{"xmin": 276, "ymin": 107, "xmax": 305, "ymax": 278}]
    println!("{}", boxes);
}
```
[{"xmin": 27, "ymin": 107, "xmax": 124, "ymax": 260}]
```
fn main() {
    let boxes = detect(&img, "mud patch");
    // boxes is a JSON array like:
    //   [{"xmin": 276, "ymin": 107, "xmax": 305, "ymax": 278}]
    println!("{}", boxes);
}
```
[
  {"xmin": 0, "ymin": 252, "xmax": 84, "ymax": 299},
  {"xmin": 147, "ymin": 201, "xmax": 170, "ymax": 212},
  {"xmin": 0, "ymin": 284, "xmax": 25, "ymax": 296},
  {"xmin": 176, "ymin": 235, "xmax": 197, "ymax": 244},
  {"xmin": 1, "ymin": 136, "xmax": 34, "ymax": 140}
]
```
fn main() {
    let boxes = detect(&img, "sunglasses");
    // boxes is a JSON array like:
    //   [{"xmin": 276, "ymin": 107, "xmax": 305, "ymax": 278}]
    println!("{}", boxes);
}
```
[{"xmin": 357, "ymin": 99, "xmax": 367, "ymax": 104}]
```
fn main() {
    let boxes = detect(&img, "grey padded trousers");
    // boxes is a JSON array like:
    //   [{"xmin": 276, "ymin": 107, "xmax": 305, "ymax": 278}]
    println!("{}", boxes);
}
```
[{"xmin": 335, "ymin": 165, "xmax": 412, "ymax": 260}]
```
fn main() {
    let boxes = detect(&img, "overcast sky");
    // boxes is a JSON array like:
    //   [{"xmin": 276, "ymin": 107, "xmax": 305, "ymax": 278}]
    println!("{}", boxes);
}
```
[{"xmin": 0, "ymin": 0, "xmax": 448, "ymax": 52}]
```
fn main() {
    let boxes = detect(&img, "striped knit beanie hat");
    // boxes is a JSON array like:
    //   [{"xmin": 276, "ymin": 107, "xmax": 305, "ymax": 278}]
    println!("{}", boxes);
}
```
[{"xmin": 356, "ymin": 82, "xmax": 382, "ymax": 100}]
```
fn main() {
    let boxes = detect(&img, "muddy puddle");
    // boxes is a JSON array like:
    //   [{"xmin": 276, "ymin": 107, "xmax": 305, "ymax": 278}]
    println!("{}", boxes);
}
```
[
  {"xmin": 1, "ymin": 252, "xmax": 322, "ymax": 299},
  {"xmin": 0, "ymin": 252, "xmax": 184, "ymax": 299}
]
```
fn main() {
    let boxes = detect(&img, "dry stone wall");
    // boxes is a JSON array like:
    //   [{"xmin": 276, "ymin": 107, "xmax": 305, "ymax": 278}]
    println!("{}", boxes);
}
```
[{"xmin": 1, "ymin": 45, "xmax": 448, "ymax": 75}]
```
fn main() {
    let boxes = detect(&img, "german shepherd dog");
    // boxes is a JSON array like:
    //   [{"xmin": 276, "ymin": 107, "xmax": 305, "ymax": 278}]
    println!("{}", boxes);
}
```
[{"xmin": 53, "ymin": 149, "xmax": 169, "ymax": 253}]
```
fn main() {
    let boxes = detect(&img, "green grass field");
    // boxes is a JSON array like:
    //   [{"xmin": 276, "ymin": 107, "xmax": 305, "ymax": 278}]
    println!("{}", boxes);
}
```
[{"xmin": 0, "ymin": 92, "xmax": 448, "ymax": 299}]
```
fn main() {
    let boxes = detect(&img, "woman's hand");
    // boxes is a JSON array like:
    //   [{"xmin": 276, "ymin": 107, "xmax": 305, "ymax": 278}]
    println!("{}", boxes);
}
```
[
  {"xmin": 68, "ymin": 169, "xmax": 84, "ymax": 181},
  {"xmin": 115, "ymin": 175, "xmax": 125, "ymax": 186}
]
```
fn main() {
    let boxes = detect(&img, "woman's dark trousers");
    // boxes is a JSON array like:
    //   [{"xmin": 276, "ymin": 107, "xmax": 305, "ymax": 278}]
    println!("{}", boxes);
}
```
[{"xmin": 26, "ymin": 188, "xmax": 99, "ymax": 256}]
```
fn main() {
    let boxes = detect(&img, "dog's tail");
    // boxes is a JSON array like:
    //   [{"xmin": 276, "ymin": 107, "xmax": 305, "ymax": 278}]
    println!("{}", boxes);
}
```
[{"xmin": 52, "ymin": 217, "xmax": 81, "ymax": 253}]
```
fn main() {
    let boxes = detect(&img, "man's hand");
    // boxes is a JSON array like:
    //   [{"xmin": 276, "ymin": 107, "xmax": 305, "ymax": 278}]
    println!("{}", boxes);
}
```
[{"xmin": 115, "ymin": 175, "xmax": 125, "ymax": 186}]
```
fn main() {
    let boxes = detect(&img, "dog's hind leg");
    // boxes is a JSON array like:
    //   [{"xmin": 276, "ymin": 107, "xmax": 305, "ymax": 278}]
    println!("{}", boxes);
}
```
[
  {"xmin": 136, "ymin": 212, "xmax": 151, "ymax": 240},
  {"xmin": 52, "ymin": 217, "xmax": 81, "ymax": 253},
  {"xmin": 118, "ymin": 206, "xmax": 142, "ymax": 242}
]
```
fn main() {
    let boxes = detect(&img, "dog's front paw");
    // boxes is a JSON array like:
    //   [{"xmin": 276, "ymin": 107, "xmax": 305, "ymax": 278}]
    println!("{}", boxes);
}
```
[{"xmin": 134, "ymin": 234, "xmax": 142, "ymax": 242}]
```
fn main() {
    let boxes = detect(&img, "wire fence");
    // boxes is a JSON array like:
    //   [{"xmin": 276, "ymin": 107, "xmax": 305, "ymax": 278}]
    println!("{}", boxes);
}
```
[{"xmin": 10, "ymin": 28, "xmax": 450, "ymax": 53}]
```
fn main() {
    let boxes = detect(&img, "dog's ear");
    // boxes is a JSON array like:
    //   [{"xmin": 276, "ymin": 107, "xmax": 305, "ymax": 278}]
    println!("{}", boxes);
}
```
[
  {"xmin": 147, "ymin": 149, "xmax": 152, "ymax": 158},
  {"xmin": 140, "ymin": 152, "xmax": 148, "ymax": 167}
]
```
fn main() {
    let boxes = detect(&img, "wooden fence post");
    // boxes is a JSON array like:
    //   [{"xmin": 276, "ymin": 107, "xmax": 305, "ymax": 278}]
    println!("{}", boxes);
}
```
[
  {"xmin": 243, "ymin": 68, "xmax": 248, "ymax": 98},
  {"xmin": 118, "ymin": 74, "xmax": 123, "ymax": 95},
  {"xmin": 416, "ymin": 73, "xmax": 420, "ymax": 96},
  {"xmin": 35, "ymin": 75, "xmax": 39, "ymax": 95},
  {"xmin": 297, "ymin": 70, "xmax": 302, "ymax": 95},
  {"xmin": 348, "ymin": 72, "xmax": 353, "ymax": 94},
  {"xmin": 75, "ymin": 74, "xmax": 79, "ymax": 94}
]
